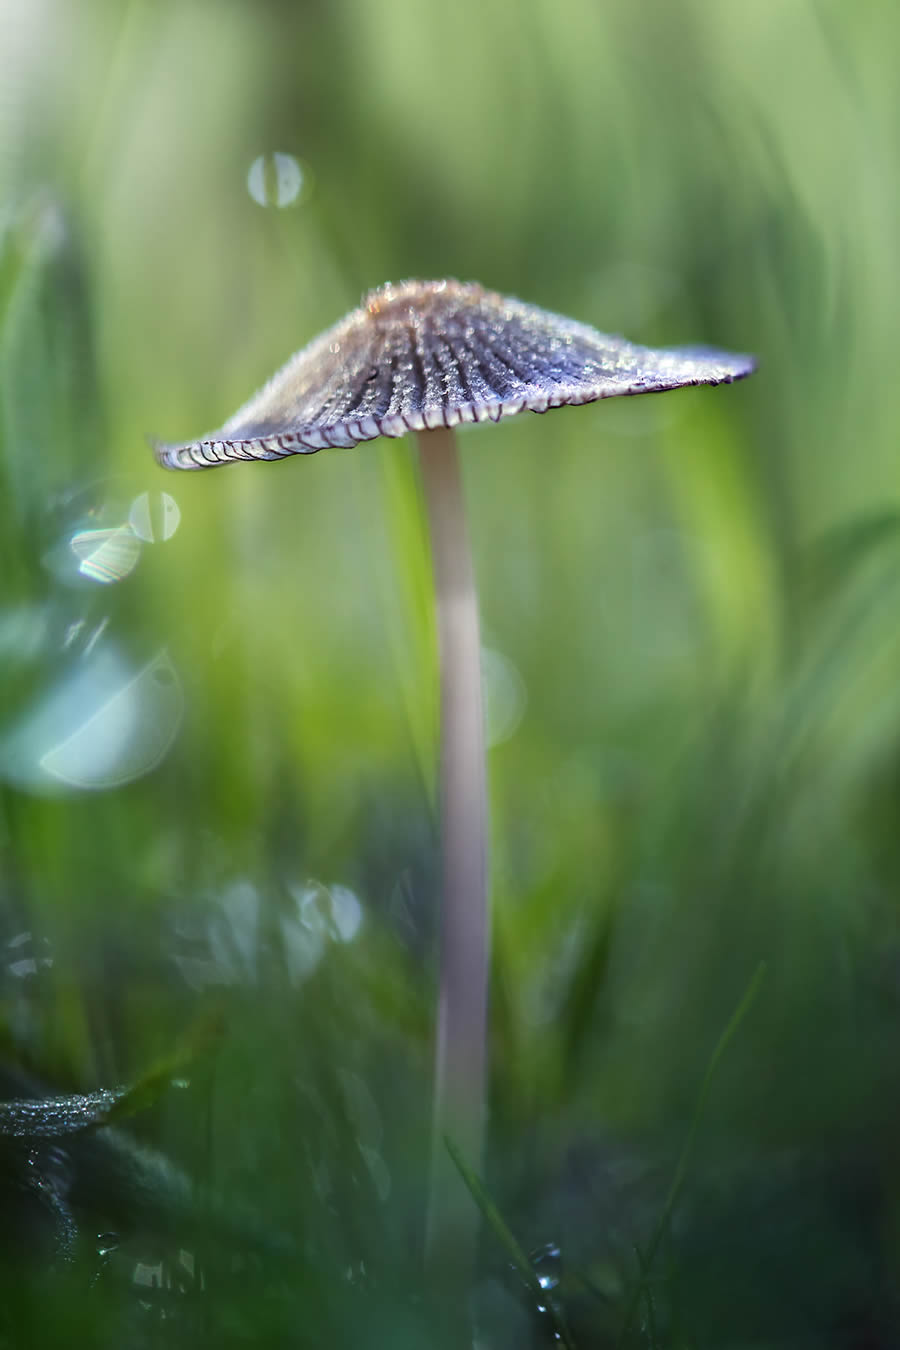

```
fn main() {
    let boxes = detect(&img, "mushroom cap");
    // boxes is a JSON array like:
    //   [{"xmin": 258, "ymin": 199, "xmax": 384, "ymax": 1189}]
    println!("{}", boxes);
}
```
[{"xmin": 154, "ymin": 279, "xmax": 756, "ymax": 470}]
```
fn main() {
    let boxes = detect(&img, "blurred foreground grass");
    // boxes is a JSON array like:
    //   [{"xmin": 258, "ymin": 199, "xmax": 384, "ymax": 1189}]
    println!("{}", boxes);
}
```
[{"xmin": 1, "ymin": 0, "xmax": 900, "ymax": 1345}]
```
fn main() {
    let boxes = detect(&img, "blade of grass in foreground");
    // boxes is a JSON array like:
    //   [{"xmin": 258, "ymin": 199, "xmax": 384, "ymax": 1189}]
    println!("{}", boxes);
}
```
[
  {"xmin": 445, "ymin": 1135, "xmax": 578, "ymax": 1350},
  {"xmin": 99, "ymin": 1007, "xmax": 225, "ymax": 1128},
  {"xmin": 616, "ymin": 961, "xmax": 768, "ymax": 1346}
]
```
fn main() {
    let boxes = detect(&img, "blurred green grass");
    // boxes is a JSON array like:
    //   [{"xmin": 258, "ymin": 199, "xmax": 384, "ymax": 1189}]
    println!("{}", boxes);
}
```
[{"xmin": 1, "ymin": 0, "xmax": 900, "ymax": 1344}]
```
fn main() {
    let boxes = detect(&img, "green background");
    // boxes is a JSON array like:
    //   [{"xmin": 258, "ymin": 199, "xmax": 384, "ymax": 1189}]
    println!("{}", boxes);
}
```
[{"xmin": 1, "ymin": 2, "xmax": 898, "ymax": 1344}]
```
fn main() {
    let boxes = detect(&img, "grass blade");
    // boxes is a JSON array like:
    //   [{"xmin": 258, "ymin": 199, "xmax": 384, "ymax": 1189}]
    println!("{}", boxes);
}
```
[
  {"xmin": 617, "ymin": 960, "xmax": 768, "ymax": 1346},
  {"xmin": 445, "ymin": 1135, "xmax": 578, "ymax": 1349}
]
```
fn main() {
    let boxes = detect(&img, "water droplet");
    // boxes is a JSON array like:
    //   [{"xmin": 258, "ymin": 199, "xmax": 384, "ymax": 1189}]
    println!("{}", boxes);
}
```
[
  {"xmin": 71, "ymin": 617, "xmax": 109, "ymax": 661},
  {"xmin": 291, "ymin": 880, "xmax": 364, "ymax": 945},
  {"xmin": 246, "ymin": 152, "xmax": 305, "ymax": 207},
  {"xmin": 69, "ymin": 524, "xmax": 141, "ymax": 584},
  {"xmin": 530, "ymin": 1241, "xmax": 561, "ymax": 1293},
  {"xmin": 62, "ymin": 620, "xmax": 84, "ymax": 651},
  {"xmin": 97, "ymin": 1232, "xmax": 120, "ymax": 1257},
  {"xmin": 129, "ymin": 490, "xmax": 181, "ymax": 542},
  {"xmin": 42, "ymin": 482, "xmax": 146, "ymax": 588},
  {"xmin": 328, "ymin": 884, "xmax": 364, "ymax": 942},
  {"xmin": 481, "ymin": 646, "xmax": 527, "ymax": 747},
  {"xmin": 0, "ymin": 645, "xmax": 183, "ymax": 793},
  {"xmin": 211, "ymin": 878, "xmax": 262, "ymax": 980},
  {"xmin": 7, "ymin": 956, "xmax": 37, "ymax": 977},
  {"xmin": 132, "ymin": 1259, "xmax": 164, "ymax": 1288},
  {"xmin": 279, "ymin": 897, "xmax": 326, "ymax": 982}
]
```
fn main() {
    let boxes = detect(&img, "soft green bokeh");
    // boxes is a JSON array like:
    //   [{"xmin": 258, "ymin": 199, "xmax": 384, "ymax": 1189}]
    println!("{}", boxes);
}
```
[{"xmin": 1, "ymin": 1, "xmax": 899, "ymax": 1344}]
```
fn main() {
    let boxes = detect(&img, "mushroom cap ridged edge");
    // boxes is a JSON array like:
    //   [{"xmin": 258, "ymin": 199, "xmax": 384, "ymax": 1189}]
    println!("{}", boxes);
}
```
[{"xmin": 153, "ymin": 279, "xmax": 756, "ymax": 471}]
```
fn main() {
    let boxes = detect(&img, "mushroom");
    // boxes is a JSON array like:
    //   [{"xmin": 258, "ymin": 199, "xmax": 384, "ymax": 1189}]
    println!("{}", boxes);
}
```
[{"xmin": 154, "ymin": 278, "xmax": 755, "ymax": 1271}]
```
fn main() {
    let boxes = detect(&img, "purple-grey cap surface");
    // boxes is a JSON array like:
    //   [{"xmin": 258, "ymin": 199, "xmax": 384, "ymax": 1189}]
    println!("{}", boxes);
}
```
[{"xmin": 154, "ymin": 279, "xmax": 756, "ymax": 470}]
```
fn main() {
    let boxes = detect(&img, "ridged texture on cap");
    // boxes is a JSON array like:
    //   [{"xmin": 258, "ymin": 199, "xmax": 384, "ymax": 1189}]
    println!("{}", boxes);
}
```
[{"xmin": 154, "ymin": 279, "xmax": 755, "ymax": 470}]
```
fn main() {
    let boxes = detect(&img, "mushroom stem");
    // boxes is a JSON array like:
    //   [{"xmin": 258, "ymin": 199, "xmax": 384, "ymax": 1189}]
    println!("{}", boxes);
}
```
[{"xmin": 416, "ymin": 425, "xmax": 489, "ymax": 1277}]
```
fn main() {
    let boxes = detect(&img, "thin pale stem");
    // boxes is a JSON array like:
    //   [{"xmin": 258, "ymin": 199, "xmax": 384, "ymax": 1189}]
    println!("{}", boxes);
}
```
[{"xmin": 417, "ymin": 426, "xmax": 489, "ymax": 1285}]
